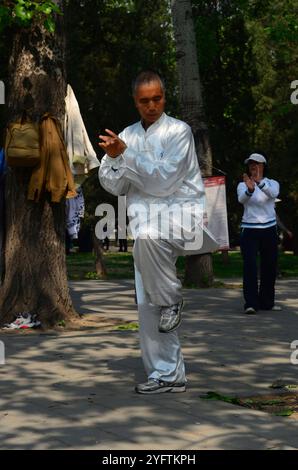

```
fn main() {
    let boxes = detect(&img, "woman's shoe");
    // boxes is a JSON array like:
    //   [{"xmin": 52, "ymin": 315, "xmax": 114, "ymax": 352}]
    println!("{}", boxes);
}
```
[{"xmin": 244, "ymin": 307, "xmax": 257, "ymax": 314}]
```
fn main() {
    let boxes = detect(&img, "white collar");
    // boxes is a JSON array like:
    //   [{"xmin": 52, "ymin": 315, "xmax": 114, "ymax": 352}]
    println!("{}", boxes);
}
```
[{"xmin": 139, "ymin": 112, "xmax": 166, "ymax": 135}]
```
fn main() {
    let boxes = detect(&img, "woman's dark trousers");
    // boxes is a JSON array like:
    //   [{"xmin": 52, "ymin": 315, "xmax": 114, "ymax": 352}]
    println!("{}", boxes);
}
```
[{"xmin": 240, "ymin": 226, "xmax": 278, "ymax": 310}]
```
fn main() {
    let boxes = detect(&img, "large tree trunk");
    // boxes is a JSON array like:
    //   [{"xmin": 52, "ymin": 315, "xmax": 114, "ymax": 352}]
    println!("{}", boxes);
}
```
[
  {"xmin": 0, "ymin": 2, "xmax": 77, "ymax": 326},
  {"xmin": 171, "ymin": 0, "xmax": 214, "ymax": 287}
]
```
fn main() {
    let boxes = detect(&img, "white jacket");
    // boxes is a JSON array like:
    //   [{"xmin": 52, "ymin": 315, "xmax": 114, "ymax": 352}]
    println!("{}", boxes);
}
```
[
  {"xmin": 64, "ymin": 84, "xmax": 100, "ymax": 186},
  {"xmin": 99, "ymin": 113, "xmax": 218, "ymax": 254},
  {"xmin": 237, "ymin": 178, "xmax": 280, "ymax": 228}
]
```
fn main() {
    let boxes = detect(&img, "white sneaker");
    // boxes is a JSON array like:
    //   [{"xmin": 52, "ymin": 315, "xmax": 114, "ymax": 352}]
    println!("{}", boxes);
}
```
[
  {"xmin": 3, "ymin": 312, "xmax": 32, "ymax": 329},
  {"xmin": 244, "ymin": 307, "xmax": 257, "ymax": 315},
  {"xmin": 159, "ymin": 299, "xmax": 184, "ymax": 333},
  {"xmin": 135, "ymin": 379, "xmax": 186, "ymax": 394},
  {"xmin": 272, "ymin": 305, "xmax": 282, "ymax": 311}
]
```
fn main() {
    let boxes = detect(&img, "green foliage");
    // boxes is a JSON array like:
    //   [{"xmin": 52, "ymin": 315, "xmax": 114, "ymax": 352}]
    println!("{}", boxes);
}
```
[
  {"xmin": 85, "ymin": 272, "xmax": 101, "ymax": 280},
  {"xmin": 64, "ymin": 0, "xmax": 178, "ymax": 223},
  {"xmin": 1, "ymin": 0, "xmax": 297, "ymax": 252},
  {"xmin": 0, "ymin": 0, "xmax": 62, "ymax": 33},
  {"xmin": 200, "ymin": 391, "xmax": 241, "ymax": 405},
  {"xmin": 273, "ymin": 409, "xmax": 294, "ymax": 417},
  {"xmin": 191, "ymin": 0, "xmax": 298, "ymax": 244},
  {"xmin": 0, "ymin": 5, "xmax": 11, "ymax": 31}
]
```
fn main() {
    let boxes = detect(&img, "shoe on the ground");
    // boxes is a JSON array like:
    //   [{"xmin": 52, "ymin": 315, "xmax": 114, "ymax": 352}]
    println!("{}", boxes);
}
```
[
  {"xmin": 260, "ymin": 305, "xmax": 282, "ymax": 311},
  {"xmin": 3, "ymin": 312, "xmax": 32, "ymax": 329},
  {"xmin": 135, "ymin": 378, "xmax": 186, "ymax": 395},
  {"xmin": 19, "ymin": 319, "xmax": 41, "ymax": 329},
  {"xmin": 2, "ymin": 312, "xmax": 41, "ymax": 330},
  {"xmin": 159, "ymin": 299, "xmax": 184, "ymax": 333},
  {"xmin": 244, "ymin": 307, "xmax": 257, "ymax": 315}
]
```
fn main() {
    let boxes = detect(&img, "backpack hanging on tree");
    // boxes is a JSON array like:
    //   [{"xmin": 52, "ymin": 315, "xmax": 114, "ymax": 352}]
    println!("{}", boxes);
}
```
[{"xmin": 5, "ymin": 114, "xmax": 40, "ymax": 168}]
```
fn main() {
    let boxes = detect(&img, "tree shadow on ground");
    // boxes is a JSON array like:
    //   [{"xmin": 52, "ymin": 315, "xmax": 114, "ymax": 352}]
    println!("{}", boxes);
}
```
[{"xmin": 0, "ymin": 280, "xmax": 297, "ymax": 449}]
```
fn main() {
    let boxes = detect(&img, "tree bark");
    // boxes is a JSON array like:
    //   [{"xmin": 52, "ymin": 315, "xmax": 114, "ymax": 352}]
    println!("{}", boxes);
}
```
[
  {"xmin": 0, "ymin": 3, "xmax": 77, "ymax": 326},
  {"xmin": 292, "ymin": 225, "xmax": 298, "ymax": 256},
  {"xmin": 171, "ymin": 0, "xmax": 214, "ymax": 287},
  {"xmin": 93, "ymin": 233, "xmax": 107, "ymax": 278}
]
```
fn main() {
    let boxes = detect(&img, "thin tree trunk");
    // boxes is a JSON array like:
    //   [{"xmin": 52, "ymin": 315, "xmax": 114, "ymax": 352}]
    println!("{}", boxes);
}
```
[
  {"xmin": 171, "ymin": 0, "xmax": 214, "ymax": 287},
  {"xmin": 292, "ymin": 224, "xmax": 298, "ymax": 256},
  {"xmin": 93, "ymin": 233, "xmax": 107, "ymax": 278},
  {"xmin": 0, "ymin": 3, "xmax": 77, "ymax": 326}
]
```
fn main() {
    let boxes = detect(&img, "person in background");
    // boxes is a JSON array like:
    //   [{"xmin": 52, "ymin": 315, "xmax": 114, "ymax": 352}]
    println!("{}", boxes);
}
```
[
  {"xmin": 119, "ymin": 238, "xmax": 128, "ymax": 252},
  {"xmin": 102, "ymin": 236, "xmax": 110, "ymax": 251},
  {"xmin": 237, "ymin": 153, "xmax": 280, "ymax": 314}
]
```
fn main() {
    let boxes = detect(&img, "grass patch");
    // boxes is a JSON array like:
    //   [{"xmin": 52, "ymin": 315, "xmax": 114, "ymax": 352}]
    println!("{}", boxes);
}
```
[
  {"xmin": 67, "ymin": 251, "xmax": 135, "ymax": 280},
  {"xmin": 103, "ymin": 252, "xmax": 135, "ymax": 279},
  {"xmin": 67, "ymin": 250, "xmax": 298, "ymax": 281},
  {"xmin": 200, "ymin": 391, "xmax": 241, "ymax": 405},
  {"xmin": 200, "ymin": 391, "xmax": 297, "ymax": 417},
  {"xmin": 67, "ymin": 252, "xmax": 97, "ymax": 280},
  {"xmin": 115, "ymin": 322, "xmax": 139, "ymax": 331}
]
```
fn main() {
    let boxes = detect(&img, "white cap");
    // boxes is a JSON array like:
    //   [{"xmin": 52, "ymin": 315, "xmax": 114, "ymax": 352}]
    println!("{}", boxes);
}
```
[{"xmin": 244, "ymin": 153, "xmax": 267, "ymax": 165}]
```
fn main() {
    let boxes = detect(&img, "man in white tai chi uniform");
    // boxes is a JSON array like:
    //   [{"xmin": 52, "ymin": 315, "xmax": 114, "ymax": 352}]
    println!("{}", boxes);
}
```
[{"xmin": 98, "ymin": 71, "xmax": 215, "ymax": 394}]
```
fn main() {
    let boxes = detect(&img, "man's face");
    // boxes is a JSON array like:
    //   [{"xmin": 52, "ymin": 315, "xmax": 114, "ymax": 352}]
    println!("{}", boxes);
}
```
[{"xmin": 134, "ymin": 80, "xmax": 165, "ymax": 128}]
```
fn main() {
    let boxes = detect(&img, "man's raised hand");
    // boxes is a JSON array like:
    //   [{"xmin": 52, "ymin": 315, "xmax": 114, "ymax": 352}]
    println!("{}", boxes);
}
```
[{"xmin": 98, "ymin": 129, "xmax": 127, "ymax": 158}]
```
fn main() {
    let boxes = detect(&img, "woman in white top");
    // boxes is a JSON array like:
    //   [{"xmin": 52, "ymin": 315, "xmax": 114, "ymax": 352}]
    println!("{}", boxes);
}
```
[{"xmin": 237, "ymin": 153, "xmax": 280, "ymax": 314}]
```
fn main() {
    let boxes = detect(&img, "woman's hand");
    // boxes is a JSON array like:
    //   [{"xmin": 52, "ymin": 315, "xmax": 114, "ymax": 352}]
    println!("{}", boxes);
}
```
[{"xmin": 243, "ymin": 173, "xmax": 255, "ymax": 193}]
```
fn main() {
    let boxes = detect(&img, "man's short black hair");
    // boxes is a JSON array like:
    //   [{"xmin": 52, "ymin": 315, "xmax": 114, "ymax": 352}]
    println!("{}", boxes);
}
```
[{"xmin": 132, "ymin": 70, "xmax": 165, "ymax": 96}]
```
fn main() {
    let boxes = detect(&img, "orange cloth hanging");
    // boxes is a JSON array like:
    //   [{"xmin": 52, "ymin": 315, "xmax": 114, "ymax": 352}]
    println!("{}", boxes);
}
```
[{"xmin": 28, "ymin": 113, "xmax": 77, "ymax": 203}]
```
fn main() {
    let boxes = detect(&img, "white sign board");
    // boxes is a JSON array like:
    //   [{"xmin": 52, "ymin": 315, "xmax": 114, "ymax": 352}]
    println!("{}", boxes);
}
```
[
  {"xmin": 0, "ymin": 81, "xmax": 4, "ymax": 105},
  {"xmin": 203, "ymin": 176, "xmax": 229, "ymax": 250}
]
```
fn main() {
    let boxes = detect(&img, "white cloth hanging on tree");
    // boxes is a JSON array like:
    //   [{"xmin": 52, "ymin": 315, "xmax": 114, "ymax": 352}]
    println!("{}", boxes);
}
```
[{"xmin": 64, "ymin": 84, "xmax": 100, "ymax": 187}]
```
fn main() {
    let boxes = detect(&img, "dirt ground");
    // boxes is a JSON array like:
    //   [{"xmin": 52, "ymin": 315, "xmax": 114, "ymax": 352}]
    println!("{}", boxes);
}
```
[{"xmin": 0, "ymin": 313, "xmax": 136, "ymax": 335}]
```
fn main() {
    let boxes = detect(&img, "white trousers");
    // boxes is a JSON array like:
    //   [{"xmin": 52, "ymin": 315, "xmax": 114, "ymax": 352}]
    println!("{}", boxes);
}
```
[
  {"xmin": 133, "ymin": 237, "xmax": 183, "ymax": 306},
  {"xmin": 133, "ymin": 237, "xmax": 186, "ymax": 383}
]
